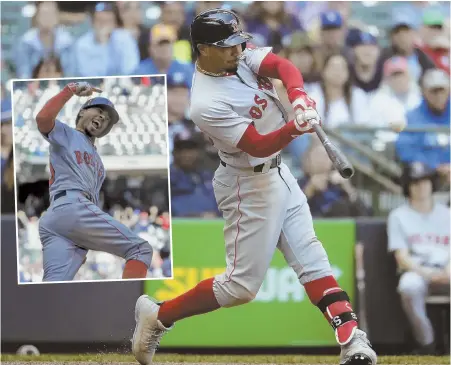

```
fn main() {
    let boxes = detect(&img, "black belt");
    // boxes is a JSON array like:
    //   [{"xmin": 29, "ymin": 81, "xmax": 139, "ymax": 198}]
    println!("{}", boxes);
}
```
[
  {"xmin": 54, "ymin": 190, "xmax": 93, "ymax": 202},
  {"xmin": 220, "ymin": 154, "xmax": 281, "ymax": 173}
]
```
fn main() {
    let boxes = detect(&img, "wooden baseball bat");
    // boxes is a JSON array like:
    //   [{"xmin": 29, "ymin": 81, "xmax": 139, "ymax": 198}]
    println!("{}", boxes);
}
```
[{"xmin": 311, "ymin": 122, "xmax": 355, "ymax": 179}]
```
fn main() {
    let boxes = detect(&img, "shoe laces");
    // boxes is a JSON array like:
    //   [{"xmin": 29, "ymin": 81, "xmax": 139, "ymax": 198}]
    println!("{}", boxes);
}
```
[{"xmin": 144, "ymin": 327, "xmax": 165, "ymax": 352}]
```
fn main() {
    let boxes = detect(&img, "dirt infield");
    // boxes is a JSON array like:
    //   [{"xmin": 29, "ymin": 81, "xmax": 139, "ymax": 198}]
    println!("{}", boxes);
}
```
[
  {"xmin": 2, "ymin": 362, "xmax": 450, "ymax": 365},
  {"xmin": 2, "ymin": 354, "xmax": 450, "ymax": 365}
]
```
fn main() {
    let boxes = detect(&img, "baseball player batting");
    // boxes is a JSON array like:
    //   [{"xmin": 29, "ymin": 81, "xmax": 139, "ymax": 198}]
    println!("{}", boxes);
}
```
[
  {"xmin": 133, "ymin": 9, "xmax": 377, "ymax": 365},
  {"xmin": 35, "ymin": 81, "xmax": 152, "ymax": 281}
]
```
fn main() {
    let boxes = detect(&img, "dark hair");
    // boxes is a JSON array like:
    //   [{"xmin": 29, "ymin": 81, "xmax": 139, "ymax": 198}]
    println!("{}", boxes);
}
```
[
  {"xmin": 320, "ymin": 52, "xmax": 353, "ymax": 122},
  {"xmin": 90, "ymin": 2, "xmax": 120, "ymax": 25},
  {"xmin": 284, "ymin": 45, "xmax": 320, "ymax": 78},
  {"xmin": 115, "ymin": 1, "xmax": 141, "ymax": 28},
  {"xmin": 31, "ymin": 55, "xmax": 63, "ymax": 79},
  {"xmin": 246, "ymin": 1, "xmax": 290, "ymax": 25}
]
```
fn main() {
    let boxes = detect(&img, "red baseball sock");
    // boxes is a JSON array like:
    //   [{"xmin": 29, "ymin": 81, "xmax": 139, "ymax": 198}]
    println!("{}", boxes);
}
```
[
  {"xmin": 304, "ymin": 275, "xmax": 358, "ymax": 345},
  {"xmin": 157, "ymin": 277, "xmax": 220, "ymax": 327},
  {"xmin": 122, "ymin": 260, "xmax": 148, "ymax": 279}
]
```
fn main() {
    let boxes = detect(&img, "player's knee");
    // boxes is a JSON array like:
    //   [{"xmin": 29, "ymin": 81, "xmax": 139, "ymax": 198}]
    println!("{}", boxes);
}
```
[
  {"xmin": 298, "ymin": 239, "xmax": 332, "ymax": 283},
  {"xmin": 128, "ymin": 240, "xmax": 153, "ymax": 268},
  {"xmin": 215, "ymin": 279, "xmax": 258, "ymax": 307},
  {"xmin": 398, "ymin": 271, "xmax": 426, "ymax": 297}
]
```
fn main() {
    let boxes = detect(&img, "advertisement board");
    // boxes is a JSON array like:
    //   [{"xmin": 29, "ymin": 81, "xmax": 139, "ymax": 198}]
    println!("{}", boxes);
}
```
[{"xmin": 144, "ymin": 219, "xmax": 355, "ymax": 347}]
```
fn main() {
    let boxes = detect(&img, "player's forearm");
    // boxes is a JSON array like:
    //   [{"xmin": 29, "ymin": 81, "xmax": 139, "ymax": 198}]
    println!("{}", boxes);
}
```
[
  {"xmin": 258, "ymin": 53, "xmax": 304, "ymax": 96},
  {"xmin": 394, "ymin": 250, "xmax": 429, "ymax": 276},
  {"xmin": 237, "ymin": 121, "xmax": 300, "ymax": 158},
  {"xmin": 36, "ymin": 86, "xmax": 73, "ymax": 134}
]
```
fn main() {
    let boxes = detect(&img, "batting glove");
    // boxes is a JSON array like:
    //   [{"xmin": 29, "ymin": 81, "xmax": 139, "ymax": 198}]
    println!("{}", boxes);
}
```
[
  {"xmin": 66, "ymin": 82, "xmax": 102, "ymax": 96},
  {"xmin": 293, "ymin": 107, "xmax": 320, "ymax": 133},
  {"xmin": 288, "ymin": 87, "xmax": 321, "ymax": 134}
]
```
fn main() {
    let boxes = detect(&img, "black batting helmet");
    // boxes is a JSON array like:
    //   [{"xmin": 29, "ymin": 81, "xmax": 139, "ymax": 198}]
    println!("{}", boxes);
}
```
[
  {"xmin": 401, "ymin": 162, "xmax": 437, "ymax": 197},
  {"xmin": 190, "ymin": 8, "xmax": 253, "ymax": 55},
  {"xmin": 76, "ymin": 97, "xmax": 119, "ymax": 138}
]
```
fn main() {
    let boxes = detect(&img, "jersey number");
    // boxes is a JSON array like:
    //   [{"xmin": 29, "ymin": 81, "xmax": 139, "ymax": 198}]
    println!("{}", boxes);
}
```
[
  {"xmin": 257, "ymin": 75, "xmax": 273, "ymax": 91},
  {"xmin": 49, "ymin": 162, "xmax": 55, "ymax": 186},
  {"xmin": 249, "ymin": 95, "xmax": 268, "ymax": 119}
]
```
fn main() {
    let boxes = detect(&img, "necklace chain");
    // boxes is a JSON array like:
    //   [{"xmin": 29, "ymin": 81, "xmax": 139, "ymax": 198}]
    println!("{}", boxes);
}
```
[{"xmin": 196, "ymin": 62, "xmax": 229, "ymax": 77}]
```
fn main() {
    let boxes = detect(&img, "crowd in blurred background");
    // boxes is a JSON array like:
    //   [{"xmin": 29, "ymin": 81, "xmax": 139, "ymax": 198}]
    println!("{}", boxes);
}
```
[{"xmin": 2, "ymin": 1, "xmax": 450, "ymax": 221}]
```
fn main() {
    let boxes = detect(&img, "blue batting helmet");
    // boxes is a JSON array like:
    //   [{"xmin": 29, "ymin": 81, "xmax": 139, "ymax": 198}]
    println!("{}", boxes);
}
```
[{"xmin": 77, "ymin": 96, "xmax": 119, "ymax": 137}]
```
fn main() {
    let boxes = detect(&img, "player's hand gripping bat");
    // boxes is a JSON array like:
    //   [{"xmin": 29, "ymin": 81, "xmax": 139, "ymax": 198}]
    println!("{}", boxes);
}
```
[{"xmin": 309, "ymin": 118, "xmax": 355, "ymax": 179}]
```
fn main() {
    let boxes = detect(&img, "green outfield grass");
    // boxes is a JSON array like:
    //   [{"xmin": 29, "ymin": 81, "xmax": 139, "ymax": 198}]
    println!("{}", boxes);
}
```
[{"xmin": 1, "ymin": 354, "xmax": 450, "ymax": 364}]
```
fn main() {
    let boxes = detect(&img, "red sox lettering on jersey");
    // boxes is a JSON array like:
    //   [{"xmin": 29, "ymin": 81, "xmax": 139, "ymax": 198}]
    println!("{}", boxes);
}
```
[{"xmin": 74, "ymin": 150, "xmax": 105, "ymax": 178}]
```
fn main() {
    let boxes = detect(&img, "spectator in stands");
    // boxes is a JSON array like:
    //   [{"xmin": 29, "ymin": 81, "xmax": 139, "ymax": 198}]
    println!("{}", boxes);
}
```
[
  {"xmin": 327, "ymin": 1, "xmax": 351, "ymax": 27},
  {"xmin": 308, "ymin": 52, "xmax": 370, "ymax": 127},
  {"xmin": 116, "ymin": 1, "xmax": 150, "ymax": 62},
  {"xmin": 381, "ymin": 9, "xmax": 435, "ymax": 82},
  {"xmin": 134, "ymin": 24, "xmax": 194, "ymax": 87},
  {"xmin": 418, "ymin": 8, "xmax": 450, "ymax": 74},
  {"xmin": 14, "ymin": 1, "xmax": 73, "ymax": 78},
  {"xmin": 170, "ymin": 135, "xmax": 220, "ymax": 218},
  {"xmin": 387, "ymin": 162, "xmax": 450, "ymax": 355},
  {"xmin": 56, "ymin": 2, "xmax": 92, "ymax": 25},
  {"xmin": 298, "ymin": 140, "xmax": 372, "ymax": 217},
  {"xmin": 396, "ymin": 68, "xmax": 450, "ymax": 175},
  {"xmin": 281, "ymin": 32, "xmax": 321, "ymax": 92},
  {"xmin": 133, "ymin": 211, "xmax": 150, "ymax": 234},
  {"xmin": 1, "ymin": 99, "xmax": 12, "ymax": 184},
  {"xmin": 166, "ymin": 73, "xmax": 195, "ymax": 158},
  {"xmin": 244, "ymin": 2, "xmax": 303, "ymax": 53},
  {"xmin": 1, "ymin": 148, "xmax": 15, "ymax": 214},
  {"xmin": 368, "ymin": 57, "xmax": 421, "ymax": 127},
  {"xmin": 31, "ymin": 55, "xmax": 63, "ymax": 79},
  {"xmin": 317, "ymin": 10, "xmax": 347, "ymax": 64},
  {"xmin": 160, "ymin": 1, "xmax": 192, "ymax": 63},
  {"xmin": 349, "ymin": 30, "xmax": 384, "ymax": 94},
  {"xmin": 194, "ymin": 1, "xmax": 224, "ymax": 17},
  {"xmin": 284, "ymin": 2, "xmax": 327, "ymax": 34},
  {"xmin": 71, "ymin": 2, "xmax": 139, "ymax": 77}
]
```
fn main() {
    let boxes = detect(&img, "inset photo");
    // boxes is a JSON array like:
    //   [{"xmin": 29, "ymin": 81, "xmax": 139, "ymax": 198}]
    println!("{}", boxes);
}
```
[{"xmin": 12, "ymin": 75, "xmax": 172, "ymax": 284}]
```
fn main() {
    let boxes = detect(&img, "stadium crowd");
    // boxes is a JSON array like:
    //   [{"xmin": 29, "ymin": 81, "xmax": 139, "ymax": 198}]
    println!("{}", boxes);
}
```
[{"xmin": 2, "ymin": 1, "xmax": 450, "ymax": 219}]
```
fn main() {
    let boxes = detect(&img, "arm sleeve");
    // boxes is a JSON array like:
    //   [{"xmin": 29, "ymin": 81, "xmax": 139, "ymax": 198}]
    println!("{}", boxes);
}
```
[
  {"xmin": 40, "ymin": 119, "xmax": 73, "ymax": 146},
  {"xmin": 387, "ymin": 211, "xmax": 408, "ymax": 252},
  {"xmin": 195, "ymin": 102, "xmax": 253, "ymax": 147},
  {"xmin": 257, "ymin": 51, "xmax": 305, "ymax": 95},
  {"xmin": 243, "ymin": 47, "xmax": 273, "ymax": 74}
]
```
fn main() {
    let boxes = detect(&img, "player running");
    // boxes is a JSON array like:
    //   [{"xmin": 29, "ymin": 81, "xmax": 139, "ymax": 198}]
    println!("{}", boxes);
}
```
[
  {"xmin": 36, "ymin": 81, "xmax": 152, "ymax": 281},
  {"xmin": 132, "ymin": 9, "xmax": 377, "ymax": 365}
]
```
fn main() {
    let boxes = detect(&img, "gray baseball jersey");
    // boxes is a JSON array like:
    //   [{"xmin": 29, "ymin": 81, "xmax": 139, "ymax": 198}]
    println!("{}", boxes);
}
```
[
  {"xmin": 190, "ymin": 47, "xmax": 288, "ymax": 168},
  {"xmin": 43, "ymin": 119, "xmax": 104, "ymax": 205},
  {"xmin": 387, "ymin": 202, "xmax": 450, "ymax": 268},
  {"xmin": 38, "ymin": 119, "xmax": 152, "ymax": 282}
]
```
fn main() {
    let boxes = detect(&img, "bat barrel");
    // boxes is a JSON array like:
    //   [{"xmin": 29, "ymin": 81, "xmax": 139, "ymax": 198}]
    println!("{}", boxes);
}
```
[
  {"xmin": 340, "ymin": 166, "xmax": 354, "ymax": 179},
  {"xmin": 311, "ymin": 123, "xmax": 354, "ymax": 179}
]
